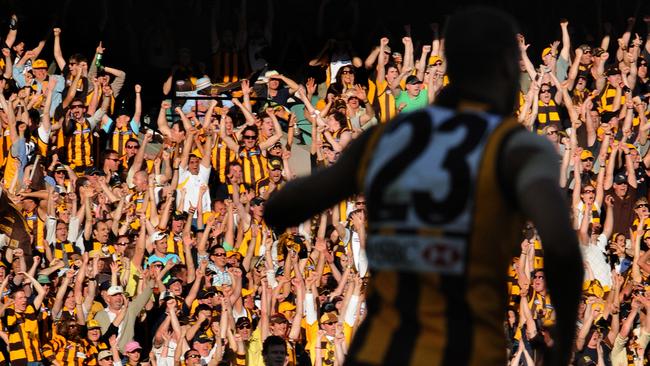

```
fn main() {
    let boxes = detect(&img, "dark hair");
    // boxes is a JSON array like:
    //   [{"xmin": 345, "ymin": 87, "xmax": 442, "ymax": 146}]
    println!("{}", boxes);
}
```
[
  {"xmin": 443, "ymin": 7, "xmax": 519, "ymax": 114},
  {"xmin": 242, "ymin": 125, "xmax": 258, "ymax": 137},
  {"xmin": 329, "ymin": 111, "xmax": 346, "ymax": 126},
  {"xmin": 262, "ymin": 335, "xmax": 287, "ymax": 356}
]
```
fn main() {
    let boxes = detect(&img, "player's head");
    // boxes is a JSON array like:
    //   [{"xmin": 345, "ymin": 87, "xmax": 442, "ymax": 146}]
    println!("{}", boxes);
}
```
[{"xmin": 443, "ymin": 7, "xmax": 520, "ymax": 114}]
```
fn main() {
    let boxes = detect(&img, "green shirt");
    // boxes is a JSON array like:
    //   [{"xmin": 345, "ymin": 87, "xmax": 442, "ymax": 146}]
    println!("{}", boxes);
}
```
[{"xmin": 395, "ymin": 89, "xmax": 428, "ymax": 113}]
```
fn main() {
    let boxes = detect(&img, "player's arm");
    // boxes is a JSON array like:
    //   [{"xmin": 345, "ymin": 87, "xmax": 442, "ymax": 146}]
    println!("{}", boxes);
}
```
[
  {"xmin": 501, "ymin": 129, "xmax": 583, "ymax": 366},
  {"xmin": 265, "ymin": 126, "xmax": 376, "ymax": 231}
]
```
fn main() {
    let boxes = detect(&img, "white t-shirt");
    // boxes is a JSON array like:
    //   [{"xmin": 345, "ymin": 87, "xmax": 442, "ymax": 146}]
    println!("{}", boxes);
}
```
[
  {"xmin": 581, "ymin": 234, "xmax": 612, "ymax": 289},
  {"xmin": 177, "ymin": 164, "xmax": 211, "ymax": 217}
]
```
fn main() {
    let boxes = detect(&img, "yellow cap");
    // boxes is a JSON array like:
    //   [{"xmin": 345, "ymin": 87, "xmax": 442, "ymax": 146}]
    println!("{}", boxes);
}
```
[
  {"xmin": 87, "ymin": 319, "xmax": 101, "ymax": 329},
  {"xmin": 580, "ymin": 150, "xmax": 594, "ymax": 160},
  {"xmin": 32, "ymin": 59, "xmax": 48, "ymax": 69}
]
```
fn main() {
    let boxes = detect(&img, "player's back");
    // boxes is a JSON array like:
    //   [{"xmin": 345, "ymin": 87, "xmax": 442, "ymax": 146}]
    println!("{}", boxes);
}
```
[{"xmin": 347, "ymin": 105, "xmax": 525, "ymax": 366}]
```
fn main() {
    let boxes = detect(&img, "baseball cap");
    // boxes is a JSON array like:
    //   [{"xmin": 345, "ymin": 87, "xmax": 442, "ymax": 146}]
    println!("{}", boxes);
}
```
[
  {"xmin": 278, "ymin": 301, "xmax": 296, "ymax": 314},
  {"xmin": 194, "ymin": 333, "xmax": 214, "ymax": 343},
  {"xmin": 242, "ymin": 287, "xmax": 255, "ymax": 298},
  {"xmin": 405, "ymin": 75, "xmax": 422, "ymax": 85},
  {"xmin": 541, "ymin": 47, "xmax": 553, "ymax": 58},
  {"xmin": 97, "ymin": 350, "xmax": 113, "ymax": 361},
  {"xmin": 580, "ymin": 150, "xmax": 594, "ymax": 161},
  {"xmin": 198, "ymin": 288, "xmax": 216, "ymax": 299},
  {"xmin": 54, "ymin": 164, "xmax": 67, "ymax": 172},
  {"xmin": 125, "ymin": 340, "xmax": 142, "ymax": 353},
  {"xmin": 250, "ymin": 197, "xmax": 266, "ymax": 206},
  {"xmin": 167, "ymin": 277, "xmax": 183, "ymax": 286},
  {"xmin": 32, "ymin": 59, "xmax": 48, "ymax": 69},
  {"xmin": 236, "ymin": 317, "xmax": 252, "ymax": 328},
  {"xmin": 107, "ymin": 286, "xmax": 124, "ymax": 296},
  {"xmin": 172, "ymin": 211, "xmax": 188, "ymax": 221},
  {"xmin": 578, "ymin": 44, "xmax": 592, "ymax": 52},
  {"xmin": 195, "ymin": 77, "xmax": 212, "ymax": 92},
  {"xmin": 614, "ymin": 173, "xmax": 628, "ymax": 184},
  {"xmin": 319, "ymin": 311, "xmax": 338, "ymax": 324},
  {"xmin": 37, "ymin": 274, "xmax": 52, "ymax": 285},
  {"xmin": 606, "ymin": 67, "xmax": 620, "ymax": 76},
  {"xmin": 160, "ymin": 291, "xmax": 175, "ymax": 302},
  {"xmin": 151, "ymin": 231, "xmax": 168, "ymax": 242},
  {"xmin": 268, "ymin": 158, "xmax": 283, "ymax": 171},
  {"xmin": 99, "ymin": 281, "xmax": 111, "ymax": 292},
  {"xmin": 87, "ymin": 319, "xmax": 101, "ymax": 330}
]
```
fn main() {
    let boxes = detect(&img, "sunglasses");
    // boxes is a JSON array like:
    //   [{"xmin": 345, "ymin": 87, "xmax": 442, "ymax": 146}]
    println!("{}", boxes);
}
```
[
  {"xmin": 211, "ymin": 252, "xmax": 226, "ymax": 257},
  {"xmin": 583, "ymin": 50, "xmax": 592, "ymax": 54},
  {"xmin": 341, "ymin": 70, "xmax": 352, "ymax": 75},
  {"xmin": 237, "ymin": 324, "xmax": 252, "ymax": 329},
  {"xmin": 116, "ymin": 241, "xmax": 128, "ymax": 246},
  {"xmin": 243, "ymin": 135, "xmax": 257, "ymax": 140},
  {"xmin": 582, "ymin": 157, "xmax": 594, "ymax": 162},
  {"xmin": 106, "ymin": 157, "xmax": 119, "ymax": 162},
  {"xmin": 126, "ymin": 145, "xmax": 139, "ymax": 149},
  {"xmin": 582, "ymin": 189, "xmax": 595, "ymax": 194},
  {"xmin": 636, "ymin": 204, "xmax": 649, "ymax": 209},
  {"xmin": 534, "ymin": 275, "xmax": 544, "ymax": 279},
  {"xmin": 187, "ymin": 354, "xmax": 200, "ymax": 359},
  {"xmin": 546, "ymin": 130, "xmax": 557, "ymax": 135},
  {"xmin": 355, "ymin": 201, "xmax": 366, "ymax": 205},
  {"xmin": 71, "ymin": 104, "xmax": 85, "ymax": 109},
  {"xmin": 540, "ymin": 89, "xmax": 551, "ymax": 94}
]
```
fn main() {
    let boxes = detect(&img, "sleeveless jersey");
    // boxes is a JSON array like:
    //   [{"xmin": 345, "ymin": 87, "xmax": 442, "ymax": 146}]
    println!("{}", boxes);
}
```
[{"xmin": 349, "ymin": 106, "xmax": 524, "ymax": 366}]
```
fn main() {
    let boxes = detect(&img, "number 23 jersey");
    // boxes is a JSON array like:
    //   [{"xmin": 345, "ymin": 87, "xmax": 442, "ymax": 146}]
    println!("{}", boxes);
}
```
[{"xmin": 353, "ymin": 105, "xmax": 526, "ymax": 366}]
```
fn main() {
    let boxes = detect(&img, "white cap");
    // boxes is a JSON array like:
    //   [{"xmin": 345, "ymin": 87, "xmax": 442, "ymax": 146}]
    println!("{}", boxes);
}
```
[
  {"xmin": 151, "ymin": 231, "xmax": 168, "ymax": 243},
  {"xmin": 107, "ymin": 285, "xmax": 124, "ymax": 296}
]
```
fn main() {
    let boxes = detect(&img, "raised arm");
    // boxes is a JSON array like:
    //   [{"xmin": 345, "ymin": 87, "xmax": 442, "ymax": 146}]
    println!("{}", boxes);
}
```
[{"xmin": 52, "ymin": 28, "xmax": 66, "ymax": 70}]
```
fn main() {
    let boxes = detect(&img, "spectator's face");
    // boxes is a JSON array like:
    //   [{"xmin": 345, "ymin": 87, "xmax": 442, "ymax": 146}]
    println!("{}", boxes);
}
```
[
  {"xmin": 194, "ymin": 340, "xmax": 212, "ymax": 356},
  {"xmin": 125, "ymin": 141, "xmax": 139, "ymax": 157},
  {"xmin": 639, "ymin": 62, "xmax": 648, "ymax": 77},
  {"xmin": 321, "ymin": 321, "xmax": 336, "ymax": 336},
  {"xmin": 242, "ymin": 131, "xmax": 257, "ymax": 148},
  {"xmin": 270, "ymin": 321, "xmax": 288, "ymax": 336},
  {"xmin": 229, "ymin": 165, "xmax": 243, "ymax": 181},
  {"xmin": 635, "ymin": 201, "xmax": 649, "ymax": 217},
  {"xmin": 270, "ymin": 168, "xmax": 282, "ymax": 181},
  {"xmin": 236, "ymin": 322, "xmax": 252, "ymax": 340},
  {"xmin": 172, "ymin": 218, "xmax": 184, "ymax": 232},
  {"xmin": 104, "ymin": 153, "xmax": 119, "ymax": 172},
  {"xmin": 539, "ymin": 86, "xmax": 551, "ymax": 103},
  {"xmin": 115, "ymin": 237, "xmax": 128, "ymax": 254},
  {"xmin": 14, "ymin": 291, "xmax": 27, "ymax": 312},
  {"xmin": 607, "ymin": 74, "xmax": 621, "ymax": 85},
  {"xmin": 98, "ymin": 75, "xmax": 109, "ymax": 85},
  {"xmin": 126, "ymin": 349, "xmax": 141, "ymax": 362},
  {"xmin": 518, "ymin": 59, "xmax": 527, "ymax": 72},
  {"xmin": 587, "ymin": 330, "xmax": 601, "ymax": 348},
  {"xmin": 581, "ymin": 156, "xmax": 594, "ymax": 171},
  {"xmin": 13, "ymin": 41, "xmax": 24, "ymax": 55},
  {"xmin": 613, "ymin": 182, "xmax": 628, "ymax": 197},
  {"xmin": 155, "ymin": 239, "xmax": 168, "ymax": 254},
  {"xmin": 94, "ymin": 222, "xmax": 110, "ymax": 243},
  {"xmin": 87, "ymin": 328, "xmax": 101, "ymax": 342},
  {"xmin": 133, "ymin": 172, "xmax": 147, "ymax": 192},
  {"xmin": 243, "ymin": 295, "xmax": 254, "ymax": 309},
  {"xmin": 261, "ymin": 118, "xmax": 274, "ymax": 135},
  {"xmin": 65, "ymin": 290, "xmax": 76, "ymax": 309},
  {"xmin": 580, "ymin": 50, "xmax": 592, "ymax": 64},
  {"xmin": 580, "ymin": 185, "xmax": 595, "ymax": 204},
  {"xmin": 386, "ymin": 66, "xmax": 399, "ymax": 83},
  {"xmin": 264, "ymin": 344, "xmax": 287, "ymax": 366},
  {"xmin": 340, "ymin": 68, "xmax": 354, "ymax": 84},
  {"xmin": 268, "ymin": 79, "xmax": 280, "ymax": 90},
  {"xmin": 107, "ymin": 293, "xmax": 124, "ymax": 310},
  {"xmin": 185, "ymin": 351, "xmax": 201, "ymax": 365},
  {"xmin": 189, "ymin": 156, "xmax": 201, "ymax": 174},
  {"xmin": 532, "ymin": 271, "xmax": 545, "ymax": 293},
  {"xmin": 251, "ymin": 201, "xmax": 265, "ymax": 217},
  {"xmin": 544, "ymin": 127, "xmax": 558, "ymax": 143},
  {"xmin": 99, "ymin": 358, "xmax": 113, "ymax": 366},
  {"xmin": 33, "ymin": 68, "xmax": 47, "ymax": 80},
  {"xmin": 70, "ymin": 102, "xmax": 86, "ymax": 120},
  {"xmin": 214, "ymin": 202, "xmax": 226, "ymax": 216},
  {"xmin": 170, "ymin": 281, "xmax": 183, "ymax": 295},
  {"xmin": 406, "ymin": 82, "xmax": 421, "ymax": 96},
  {"xmin": 630, "ymin": 149, "xmax": 641, "ymax": 166},
  {"xmin": 211, "ymin": 248, "xmax": 227, "ymax": 266}
]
